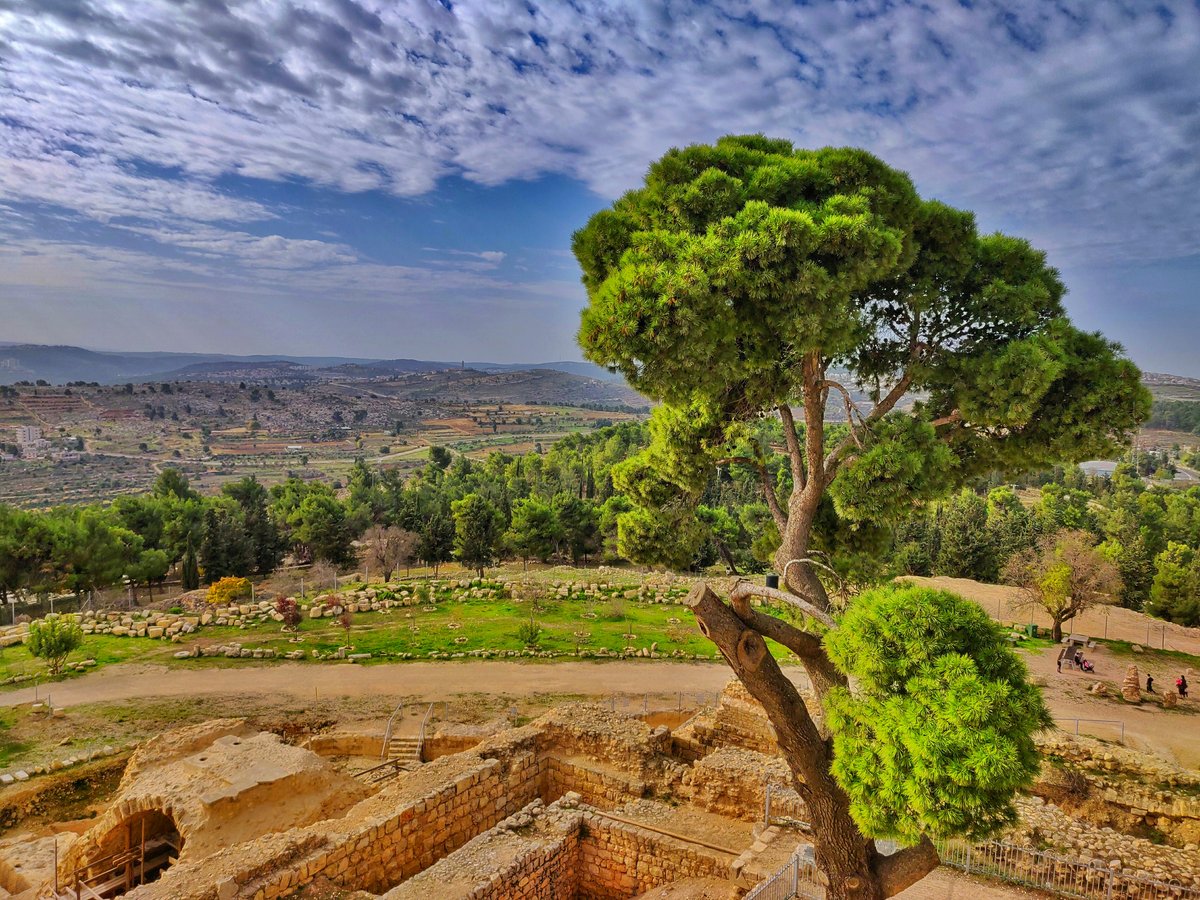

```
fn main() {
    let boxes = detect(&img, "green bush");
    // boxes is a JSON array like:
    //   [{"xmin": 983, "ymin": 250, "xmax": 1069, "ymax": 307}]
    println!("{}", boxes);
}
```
[
  {"xmin": 28, "ymin": 616, "xmax": 85, "ymax": 675},
  {"xmin": 824, "ymin": 583, "xmax": 1052, "ymax": 842}
]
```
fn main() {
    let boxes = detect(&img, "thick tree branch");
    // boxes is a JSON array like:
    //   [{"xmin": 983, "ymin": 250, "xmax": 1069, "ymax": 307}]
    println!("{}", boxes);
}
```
[
  {"xmin": 726, "ymin": 587, "xmax": 846, "ymax": 704},
  {"xmin": 823, "ymin": 370, "xmax": 915, "ymax": 482},
  {"xmin": 730, "ymin": 580, "xmax": 836, "ymax": 629},
  {"xmin": 687, "ymin": 583, "xmax": 881, "ymax": 896},
  {"xmin": 717, "ymin": 453, "xmax": 787, "ymax": 533},
  {"xmin": 800, "ymin": 354, "xmax": 827, "ymax": 486},
  {"xmin": 823, "ymin": 380, "xmax": 866, "ymax": 446},
  {"xmin": 930, "ymin": 410, "xmax": 962, "ymax": 428},
  {"xmin": 777, "ymin": 404, "xmax": 806, "ymax": 489},
  {"xmin": 873, "ymin": 837, "xmax": 940, "ymax": 897}
]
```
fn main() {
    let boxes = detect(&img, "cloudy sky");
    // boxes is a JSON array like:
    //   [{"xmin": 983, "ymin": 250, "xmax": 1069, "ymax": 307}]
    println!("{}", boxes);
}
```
[{"xmin": 1, "ymin": 1, "xmax": 1198, "ymax": 372}]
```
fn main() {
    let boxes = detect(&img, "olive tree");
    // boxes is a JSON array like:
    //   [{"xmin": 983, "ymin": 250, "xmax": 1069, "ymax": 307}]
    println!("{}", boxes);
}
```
[
  {"xmin": 1004, "ymin": 529, "xmax": 1121, "ymax": 641},
  {"xmin": 573, "ymin": 135, "xmax": 1148, "ymax": 898}
]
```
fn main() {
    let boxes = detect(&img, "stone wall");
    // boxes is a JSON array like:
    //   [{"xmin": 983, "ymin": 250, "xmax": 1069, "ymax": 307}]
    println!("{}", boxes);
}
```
[
  {"xmin": 577, "ymin": 810, "xmax": 732, "ymax": 899},
  {"xmin": 303, "ymin": 732, "xmax": 383, "ymax": 759},
  {"xmin": 127, "ymin": 728, "xmax": 549, "ymax": 899},
  {"xmin": 379, "ymin": 799, "xmax": 583, "ymax": 900},
  {"xmin": 687, "ymin": 747, "xmax": 806, "ymax": 823},
  {"xmin": 544, "ymin": 756, "xmax": 646, "ymax": 809}
]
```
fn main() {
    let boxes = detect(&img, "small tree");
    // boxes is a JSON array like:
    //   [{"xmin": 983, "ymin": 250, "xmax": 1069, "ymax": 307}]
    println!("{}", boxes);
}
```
[
  {"xmin": 1146, "ymin": 542, "xmax": 1200, "ymax": 626},
  {"xmin": 181, "ymin": 533, "xmax": 200, "ymax": 591},
  {"xmin": 338, "ymin": 608, "xmax": 354, "ymax": 646},
  {"xmin": 452, "ymin": 493, "xmax": 501, "ymax": 577},
  {"xmin": 28, "ymin": 616, "xmax": 84, "ymax": 675},
  {"xmin": 505, "ymin": 498, "xmax": 562, "ymax": 568},
  {"xmin": 1004, "ymin": 529, "xmax": 1122, "ymax": 641},
  {"xmin": 365, "ymin": 524, "xmax": 418, "ymax": 581},
  {"xmin": 276, "ymin": 596, "xmax": 302, "ymax": 631}
]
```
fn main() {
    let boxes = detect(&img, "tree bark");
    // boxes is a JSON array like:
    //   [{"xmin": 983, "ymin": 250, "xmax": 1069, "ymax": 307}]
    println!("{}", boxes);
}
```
[{"xmin": 685, "ymin": 584, "xmax": 939, "ymax": 899}]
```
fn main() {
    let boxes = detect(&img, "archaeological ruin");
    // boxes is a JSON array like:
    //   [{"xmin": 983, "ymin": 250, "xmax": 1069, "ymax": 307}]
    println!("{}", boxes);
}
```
[{"xmin": 1, "ymin": 678, "xmax": 1198, "ymax": 900}]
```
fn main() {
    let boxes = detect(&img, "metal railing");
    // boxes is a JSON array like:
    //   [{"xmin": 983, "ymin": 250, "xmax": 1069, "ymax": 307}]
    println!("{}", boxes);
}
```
[
  {"xmin": 744, "ymin": 854, "xmax": 824, "ymax": 900},
  {"xmin": 1057, "ymin": 718, "xmax": 1126, "ymax": 743},
  {"xmin": 380, "ymin": 701, "xmax": 404, "ymax": 761},
  {"xmin": 746, "ymin": 839, "xmax": 1200, "ymax": 900},
  {"xmin": 937, "ymin": 838, "xmax": 1199, "ymax": 900}
]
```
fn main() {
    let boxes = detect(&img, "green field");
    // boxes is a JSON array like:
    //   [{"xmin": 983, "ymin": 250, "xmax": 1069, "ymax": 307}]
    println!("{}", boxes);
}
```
[{"xmin": 0, "ymin": 586, "xmax": 756, "ymax": 686}]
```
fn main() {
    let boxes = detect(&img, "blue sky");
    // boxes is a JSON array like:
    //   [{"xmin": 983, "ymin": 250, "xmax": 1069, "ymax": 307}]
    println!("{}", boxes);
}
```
[{"xmin": 1, "ymin": 1, "xmax": 1199, "ymax": 373}]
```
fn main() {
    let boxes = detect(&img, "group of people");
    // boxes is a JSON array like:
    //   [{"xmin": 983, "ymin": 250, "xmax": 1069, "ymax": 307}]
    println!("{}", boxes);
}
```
[
  {"xmin": 1057, "ymin": 648, "xmax": 1094, "ymax": 673},
  {"xmin": 1056, "ymin": 646, "xmax": 1191, "ymax": 698},
  {"xmin": 1146, "ymin": 673, "xmax": 1189, "ymax": 697}
]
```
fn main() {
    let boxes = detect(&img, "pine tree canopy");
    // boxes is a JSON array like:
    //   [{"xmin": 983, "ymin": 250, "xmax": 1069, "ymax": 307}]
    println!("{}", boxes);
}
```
[{"xmin": 823, "ymin": 584, "xmax": 1052, "ymax": 843}]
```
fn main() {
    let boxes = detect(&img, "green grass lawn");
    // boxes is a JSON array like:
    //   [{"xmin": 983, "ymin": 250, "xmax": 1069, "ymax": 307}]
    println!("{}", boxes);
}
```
[
  {"xmin": 2, "ymin": 590, "xmax": 776, "ymax": 687},
  {"xmin": 182, "ymin": 592, "xmax": 732, "ymax": 662}
]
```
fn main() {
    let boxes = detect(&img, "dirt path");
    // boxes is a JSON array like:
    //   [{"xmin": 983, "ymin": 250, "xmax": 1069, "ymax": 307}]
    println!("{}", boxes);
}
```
[
  {"xmin": 0, "ymin": 660, "xmax": 751, "ymax": 709},
  {"xmin": 1020, "ymin": 636, "xmax": 1200, "ymax": 769},
  {"xmin": 906, "ymin": 575, "xmax": 1200, "ymax": 655},
  {"xmin": 893, "ymin": 867, "xmax": 1042, "ymax": 900}
]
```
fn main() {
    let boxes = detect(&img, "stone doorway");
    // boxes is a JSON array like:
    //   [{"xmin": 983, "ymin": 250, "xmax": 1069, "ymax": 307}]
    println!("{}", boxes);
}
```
[{"xmin": 71, "ymin": 809, "xmax": 182, "ymax": 897}]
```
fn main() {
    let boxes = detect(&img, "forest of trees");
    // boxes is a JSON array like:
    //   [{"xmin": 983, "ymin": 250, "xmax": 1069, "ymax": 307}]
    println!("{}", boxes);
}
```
[
  {"xmin": 1148, "ymin": 398, "xmax": 1200, "ymax": 434},
  {"xmin": 1, "ymin": 420, "xmax": 1197, "ymax": 625}
]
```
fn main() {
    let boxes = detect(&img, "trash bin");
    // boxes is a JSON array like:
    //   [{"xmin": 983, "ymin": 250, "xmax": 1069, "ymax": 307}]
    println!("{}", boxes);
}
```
[
  {"xmin": 1025, "ymin": 623, "xmax": 1039, "ymax": 638},
  {"xmin": 765, "ymin": 573, "xmax": 780, "ymax": 589}
]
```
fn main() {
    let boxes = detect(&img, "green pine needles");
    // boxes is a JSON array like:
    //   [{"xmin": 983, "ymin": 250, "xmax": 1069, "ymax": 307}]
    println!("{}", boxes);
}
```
[{"xmin": 823, "ymin": 584, "xmax": 1052, "ymax": 843}]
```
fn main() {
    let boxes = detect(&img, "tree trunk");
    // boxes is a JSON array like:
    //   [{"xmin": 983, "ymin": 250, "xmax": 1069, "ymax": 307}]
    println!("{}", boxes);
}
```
[
  {"xmin": 1052, "ymin": 615, "xmax": 1066, "ymax": 643},
  {"xmin": 686, "ymin": 584, "xmax": 938, "ymax": 899}
]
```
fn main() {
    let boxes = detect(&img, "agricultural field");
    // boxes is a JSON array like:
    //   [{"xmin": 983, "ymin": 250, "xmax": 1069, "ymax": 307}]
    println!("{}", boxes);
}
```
[{"xmin": 0, "ymin": 374, "xmax": 646, "ymax": 508}]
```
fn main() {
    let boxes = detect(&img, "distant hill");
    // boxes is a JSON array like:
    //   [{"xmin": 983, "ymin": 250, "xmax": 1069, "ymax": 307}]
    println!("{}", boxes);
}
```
[
  {"xmin": 0, "ymin": 343, "xmax": 625, "ymax": 386},
  {"xmin": 0, "ymin": 344, "xmax": 376, "ymax": 385}
]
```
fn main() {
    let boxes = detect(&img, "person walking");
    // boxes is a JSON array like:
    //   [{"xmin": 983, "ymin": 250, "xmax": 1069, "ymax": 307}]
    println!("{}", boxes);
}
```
[
  {"xmin": 1146, "ymin": 674, "xmax": 1154, "ymax": 693},
  {"xmin": 1178, "ymin": 674, "xmax": 1189, "ymax": 698}
]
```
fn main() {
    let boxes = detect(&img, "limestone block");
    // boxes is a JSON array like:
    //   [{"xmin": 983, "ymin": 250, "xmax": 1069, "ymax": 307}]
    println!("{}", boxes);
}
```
[{"xmin": 1122, "ymin": 666, "xmax": 1142, "ymax": 703}]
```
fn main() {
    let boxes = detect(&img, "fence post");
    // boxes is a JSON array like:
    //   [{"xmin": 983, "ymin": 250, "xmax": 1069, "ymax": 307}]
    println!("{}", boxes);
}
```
[
  {"xmin": 791, "ymin": 854, "xmax": 799, "ymax": 895},
  {"xmin": 965, "ymin": 844, "xmax": 972, "ymax": 875},
  {"xmin": 1105, "ymin": 867, "xmax": 1114, "ymax": 900}
]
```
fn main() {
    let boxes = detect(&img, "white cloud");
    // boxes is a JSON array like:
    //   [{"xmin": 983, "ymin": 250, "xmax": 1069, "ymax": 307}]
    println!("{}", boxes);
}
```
[{"xmin": 0, "ymin": 0, "xmax": 1198, "ymax": 361}]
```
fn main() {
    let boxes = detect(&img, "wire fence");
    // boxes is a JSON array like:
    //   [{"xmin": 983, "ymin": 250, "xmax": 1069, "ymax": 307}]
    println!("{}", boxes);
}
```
[{"xmin": 745, "ymin": 839, "xmax": 1200, "ymax": 900}]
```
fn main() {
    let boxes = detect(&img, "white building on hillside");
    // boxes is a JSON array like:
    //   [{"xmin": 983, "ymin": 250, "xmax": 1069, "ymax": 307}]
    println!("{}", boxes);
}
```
[{"xmin": 15, "ymin": 425, "xmax": 42, "ymax": 445}]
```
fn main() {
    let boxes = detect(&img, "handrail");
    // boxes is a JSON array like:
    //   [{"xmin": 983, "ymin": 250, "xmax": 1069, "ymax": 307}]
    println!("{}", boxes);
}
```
[
  {"xmin": 416, "ymin": 702, "xmax": 434, "ymax": 764},
  {"xmin": 381, "ymin": 700, "xmax": 405, "ymax": 761}
]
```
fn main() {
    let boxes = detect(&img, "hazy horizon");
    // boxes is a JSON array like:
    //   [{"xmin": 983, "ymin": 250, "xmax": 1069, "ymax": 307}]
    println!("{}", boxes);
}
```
[{"xmin": 3, "ymin": 2, "xmax": 1199, "ymax": 375}]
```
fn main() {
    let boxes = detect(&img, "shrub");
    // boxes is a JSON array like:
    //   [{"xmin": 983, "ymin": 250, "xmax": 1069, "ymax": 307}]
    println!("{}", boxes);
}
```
[
  {"xmin": 601, "ymin": 597, "xmax": 626, "ymax": 621},
  {"xmin": 517, "ymin": 619, "xmax": 543, "ymax": 648},
  {"xmin": 28, "ymin": 616, "xmax": 85, "ymax": 675},
  {"xmin": 275, "ymin": 596, "xmax": 302, "ymax": 630},
  {"xmin": 207, "ymin": 576, "xmax": 253, "ymax": 605}
]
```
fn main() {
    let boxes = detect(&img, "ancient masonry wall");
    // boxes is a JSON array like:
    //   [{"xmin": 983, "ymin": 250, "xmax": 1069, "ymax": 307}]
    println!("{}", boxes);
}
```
[
  {"xmin": 131, "ymin": 729, "xmax": 548, "ymax": 900},
  {"xmin": 687, "ymin": 747, "xmax": 807, "ymax": 823},
  {"xmin": 462, "ymin": 829, "xmax": 581, "ymax": 900},
  {"xmin": 544, "ymin": 757, "xmax": 646, "ymax": 809},
  {"xmin": 381, "ymin": 803, "xmax": 585, "ymax": 900},
  {"xmin": 577, "ymin": 810, "xmax": 732, "ymax": 899},
  {"xmin": 260, "ymin": 749, "xmax": 544, "ymax": 896}
]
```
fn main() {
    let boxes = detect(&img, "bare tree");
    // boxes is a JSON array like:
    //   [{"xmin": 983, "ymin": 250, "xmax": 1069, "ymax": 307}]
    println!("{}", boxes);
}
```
[
  {"xmin": 1004, "ymin": 529, "xmax": 1122, "ymax": 642},
  {"xmin": 364, "ymin": 524, "xmax": 419, "ymax": 582}
]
